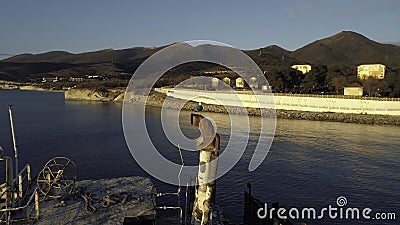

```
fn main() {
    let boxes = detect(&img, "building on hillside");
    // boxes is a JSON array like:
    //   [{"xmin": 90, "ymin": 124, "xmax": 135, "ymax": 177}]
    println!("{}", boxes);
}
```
[
  {"xmin": 236, "ymin": 77, "xmax": 244, "ymax": 88},
  {"xmin": 261, "ymin": 84, "xmax": 272, "ymax": 91},
  {"xmin": 344, "ymin": 83, "xmax": 363, "ymax": 96},
  {"xmin": 203, "ymin": 70, "xmax": 231, "ymax": 75},
  {"xmin": 42, "ymin": 77, "xmax": 59, "ymax": 83},
  {"xmin": 69, "ymin": 77, "xmax": 85, "ymax": 82},
  {"xmin": 357, "ymin": 64, "xmax": 385, "ymax": 80},
  {"xmin": 291, "ymin": 64, "xmax": 312, "ymax": 74},
  {"xmin": 249, "ymin": 77, "xmax": 258, "ymax": 89},
  {"xmin": 86, "ymin": 75, "xmax": 104, "ymax": 80},
  {"xmin": 211, "ymin": 77, "xmax": 219, "ymax": 89},
  {"xmin": 222, "ymin": 77, "xmax": 231, "ymax": 86}
]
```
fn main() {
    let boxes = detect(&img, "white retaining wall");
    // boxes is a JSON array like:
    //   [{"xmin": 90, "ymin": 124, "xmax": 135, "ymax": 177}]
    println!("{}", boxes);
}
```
[{"xmin": 156, "ymin": 88, "xmax": 400, "ymax": 116}]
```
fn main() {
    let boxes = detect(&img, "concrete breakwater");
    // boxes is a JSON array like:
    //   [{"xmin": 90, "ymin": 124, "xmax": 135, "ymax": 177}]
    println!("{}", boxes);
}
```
[
  {"xmin": 64, "ymin": 88, "xmax": 400, "ymax": 126},
  {"xmin": 128, "ymin": 91, "xmax": 400, "ymax": 126},
  {"xmin": 159, "ymin": 88, "xmax": 400, "ymax": 116},
  {"xmin": 169, "ymin": 101, "xmax": 400, "ymax": 126}
]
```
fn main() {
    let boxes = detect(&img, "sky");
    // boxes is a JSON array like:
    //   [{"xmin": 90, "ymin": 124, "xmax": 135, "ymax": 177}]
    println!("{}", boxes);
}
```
[{"xmin": 1, "ymin": 0, "xmax": 400, "ymax": 59}]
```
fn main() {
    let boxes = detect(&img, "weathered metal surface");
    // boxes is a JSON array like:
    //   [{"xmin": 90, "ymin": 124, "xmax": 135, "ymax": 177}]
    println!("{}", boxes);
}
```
[
  {"xmin": 36, "ymin": 157, "xmax": 78, "ymax": 199},
  {"xmin": 37, "ymin": 176, "xmax": 156, "ymax": 225},
  {"xmin": 8, "ymin": 105, "xmax": 19, "ymax": 186},
  {"xmin": 0, "ymin": 156, "xmax": 13, "ymax": 222},
  {"xmin": 0, "ymin": 155, "xmax": 38, "ymax": 224},
  {"xmin": 1, "ymin": 106, "xmax": 39, "ymax": 224},
  {"xmin": 244, "ymin": 186, "xmax": 294, "ymax": 225},
  {"xmin": 191, "ymin": 113, "xmax": 220, "ymax": 225}
]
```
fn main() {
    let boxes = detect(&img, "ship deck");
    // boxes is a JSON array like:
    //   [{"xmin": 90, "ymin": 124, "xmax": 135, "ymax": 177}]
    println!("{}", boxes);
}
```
[{"xmin": 36, "ymin": 176, "xmax": 156, "ymax": 225}]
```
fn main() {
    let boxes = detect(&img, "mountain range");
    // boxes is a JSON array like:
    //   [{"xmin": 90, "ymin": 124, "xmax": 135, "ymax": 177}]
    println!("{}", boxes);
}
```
[
  {"xmin": 385, "ymin": 41, "xmax": 400, "ymax": 46},
  {"xmin": 1, "ymin": 31, "xmax": 400, "ymax": 81}
]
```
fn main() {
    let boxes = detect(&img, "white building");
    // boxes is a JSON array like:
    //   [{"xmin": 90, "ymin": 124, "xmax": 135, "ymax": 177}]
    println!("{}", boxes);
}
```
[
  {"xmin": 222, "ymin": 77, "xmax": 231, "ymax": 86},
  {"xmin": 357, "ymin": 64, "xmax": 386, "ymax": 80},
  {"xmin": 291, "ymin": 64, "xmax": 312, "ymax": 74},
  {"xmin": 211, "ymin": 77, "xmax": 219, "ymax": 89},
  {"xmin": 249, "ymin": 77, "xmax": 258, "ymax": 89},
  {"xmin": 344, "ymin": 83, "xmax": 363, "ymax": 96},
  {"xmin": 235, "ymin": 77, "xmax": 244, "ymax": 88}
]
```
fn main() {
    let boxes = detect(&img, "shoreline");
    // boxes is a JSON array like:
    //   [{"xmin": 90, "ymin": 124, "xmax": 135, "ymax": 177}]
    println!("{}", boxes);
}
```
[
  {"xmin": 2, "ymin": 87, "xmax": 400, "ymax": 126},
  {"xmin": 136, "ymin": 91, "xmax": 400, "ymax": 126}
]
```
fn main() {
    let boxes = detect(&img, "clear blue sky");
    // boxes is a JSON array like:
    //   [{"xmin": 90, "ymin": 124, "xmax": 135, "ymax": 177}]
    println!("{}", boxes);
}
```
[{"xmin": 1, "ymin": 0, "xmax": 400, "ymax": 58}]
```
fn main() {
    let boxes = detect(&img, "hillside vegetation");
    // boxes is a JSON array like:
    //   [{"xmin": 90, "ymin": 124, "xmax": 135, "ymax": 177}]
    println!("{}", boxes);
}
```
[{"xmin": 1, "ymin": 31, "xmax": 400, "ymax": 97}]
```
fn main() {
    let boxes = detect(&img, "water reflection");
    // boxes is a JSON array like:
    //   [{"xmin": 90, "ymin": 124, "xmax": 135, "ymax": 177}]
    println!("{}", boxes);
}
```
[{"xmin": 0, "ymin": 90, "xmax": 399, "ymax": 224}]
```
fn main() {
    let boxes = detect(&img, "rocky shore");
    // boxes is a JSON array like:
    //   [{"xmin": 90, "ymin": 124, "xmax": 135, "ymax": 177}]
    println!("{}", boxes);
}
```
[
  {"xmin": 276, "ymin": 110, "xmax": 400, "ymax": 126},
  {"xmin": 64, "ymin": 88, "xmax": 125, "ymax": 102}
]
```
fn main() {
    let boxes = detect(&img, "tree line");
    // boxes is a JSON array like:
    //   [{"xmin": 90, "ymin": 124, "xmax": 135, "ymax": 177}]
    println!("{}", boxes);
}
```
[{"xmin": 263, "ymin": 65, "xmax": 400, "ymax": 97}]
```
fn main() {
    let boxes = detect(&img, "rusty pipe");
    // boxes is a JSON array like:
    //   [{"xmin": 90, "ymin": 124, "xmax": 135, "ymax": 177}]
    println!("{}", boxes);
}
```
[{"xmin": 191, "ymin": 114, "xmax": 220, "ymax": 225}]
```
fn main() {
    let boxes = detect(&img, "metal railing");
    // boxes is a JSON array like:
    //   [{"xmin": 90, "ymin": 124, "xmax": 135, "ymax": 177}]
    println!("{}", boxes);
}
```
[
  {"xmin": 1, "ymin": 161, "xmax": 39, "ymax": 224},
  {"xmin": 159, "ymin": 87, "xmax": 400, "ymax": 101}
]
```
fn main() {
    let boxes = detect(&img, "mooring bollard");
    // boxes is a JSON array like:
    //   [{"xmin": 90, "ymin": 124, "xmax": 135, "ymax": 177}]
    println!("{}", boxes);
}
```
[{"xmin": 191, "ymin": 113, "xmax": 220, "ymax": 225}]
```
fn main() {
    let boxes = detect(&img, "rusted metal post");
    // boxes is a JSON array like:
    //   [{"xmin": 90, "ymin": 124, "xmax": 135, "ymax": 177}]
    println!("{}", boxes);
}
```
[
  {"xmin": 1, "ymin": 156, "xmax": 13, "ymax": 221},
  {"xmin": 27, "ymin": 164, "xmax": 31, "ymax": 183},
  {"xmin": 35, "ymin": 191, "xmax": 40, "ymax": 219},
  {"xmin": 191, "ymin": 114, "xmax": 220, "ymax": 225},
  {"xmin": 5, "ymin": 157, "xmax": 13, "ymax": 207},
  {"xmin": 18, "ymin": 175, "xmax": 23, "ymax": 198},
  {"xmin": 8, "ymin": 105, "xmax": 19, "ymax": 184}
]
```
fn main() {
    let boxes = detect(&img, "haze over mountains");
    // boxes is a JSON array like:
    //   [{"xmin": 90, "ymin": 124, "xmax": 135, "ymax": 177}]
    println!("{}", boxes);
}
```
[
  {"xmin": 2, "ymin": 47, "xmax": 160, "ymax": 64},
  {"xmin": 386, "ymin": 41, "xmax": 400, "ymax": 46},
  {"xmin": 1, "ymin": 31, "xmax": 400, "ymax": 81}
]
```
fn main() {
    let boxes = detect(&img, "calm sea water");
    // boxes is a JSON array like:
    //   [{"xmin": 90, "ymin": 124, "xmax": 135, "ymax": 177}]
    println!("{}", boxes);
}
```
[{"xmin": 0, "ymin": 90, "xmax": 399, "ymax": 225}]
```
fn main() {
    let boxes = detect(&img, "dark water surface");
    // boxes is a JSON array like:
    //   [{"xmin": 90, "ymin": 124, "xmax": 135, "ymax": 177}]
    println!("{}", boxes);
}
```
[{"xmin": 0, "ymin": 90, "xmax": 399, "ymax": 225}]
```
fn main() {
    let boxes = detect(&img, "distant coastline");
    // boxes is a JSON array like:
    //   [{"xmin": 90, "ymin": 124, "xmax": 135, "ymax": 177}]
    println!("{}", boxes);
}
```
[
  {"xmin": 0, "ymin": 81, "xmax": 65, "ymax": 92},
  {"xmin": 2, "ymin": 86, "xmax": 399, "ymax": 126}
]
